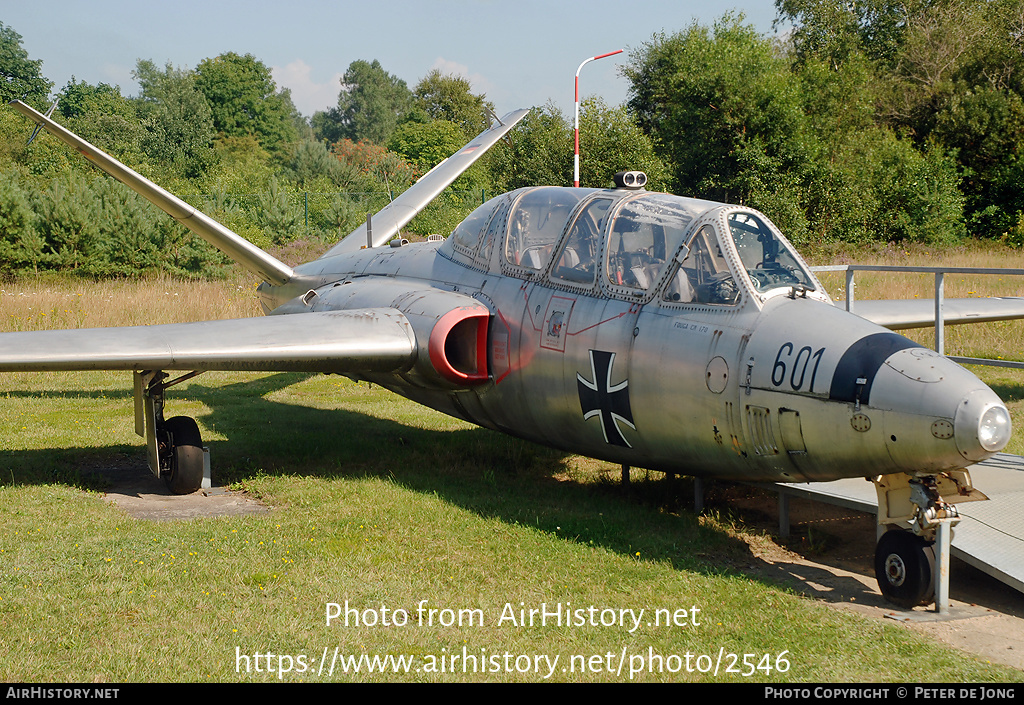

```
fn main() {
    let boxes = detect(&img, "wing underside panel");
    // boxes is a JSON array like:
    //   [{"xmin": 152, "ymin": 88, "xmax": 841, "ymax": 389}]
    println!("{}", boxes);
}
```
[{"xmin": 0, "ymin": 309, "xmax": 416, "ymax": 373}]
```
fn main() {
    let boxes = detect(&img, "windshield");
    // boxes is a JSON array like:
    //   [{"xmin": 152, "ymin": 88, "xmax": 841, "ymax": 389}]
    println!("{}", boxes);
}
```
[{"xmin": 727, "ymin": 212, "xmax": 817, "ymax": 295}]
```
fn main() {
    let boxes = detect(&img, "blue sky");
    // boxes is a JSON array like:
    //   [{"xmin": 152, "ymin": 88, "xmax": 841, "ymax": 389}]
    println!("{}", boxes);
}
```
[{"xmin": 4, "ymin": 1, "xmax": 789, "ymax": 119}]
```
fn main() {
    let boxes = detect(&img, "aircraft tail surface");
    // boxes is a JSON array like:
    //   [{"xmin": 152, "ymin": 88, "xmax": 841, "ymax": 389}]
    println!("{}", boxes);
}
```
[
  {"xmin": 9, "ymin": 99, "xmax": 295, "ymax": 286},
  {"xmin": 321, "ymin": 108, "xmax": 529, "ymax": 258}
]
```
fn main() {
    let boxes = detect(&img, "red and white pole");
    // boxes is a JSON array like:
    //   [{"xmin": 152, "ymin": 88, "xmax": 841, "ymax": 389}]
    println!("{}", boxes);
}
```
[{"xmin": 574, "ymin": 49, "xmax": 622, "ymax": 188}]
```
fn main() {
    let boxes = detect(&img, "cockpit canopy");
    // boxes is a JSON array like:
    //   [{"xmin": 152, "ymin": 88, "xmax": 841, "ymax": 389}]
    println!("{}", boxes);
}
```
[{"xmin": 439, "ymin": 187, "xmax": 824, "ymax": 306}]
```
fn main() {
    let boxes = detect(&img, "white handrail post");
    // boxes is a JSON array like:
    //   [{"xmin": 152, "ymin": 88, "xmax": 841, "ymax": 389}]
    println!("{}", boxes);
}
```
[{"xmin": 845, "ymin": 267, "xmax": 855, "ymax": 312}]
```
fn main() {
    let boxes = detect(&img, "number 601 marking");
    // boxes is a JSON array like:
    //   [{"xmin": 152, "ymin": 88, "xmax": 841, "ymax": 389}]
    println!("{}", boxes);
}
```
[{"xmin": 772, "ymin": 343, "xmax": 825, "ymax": 392}]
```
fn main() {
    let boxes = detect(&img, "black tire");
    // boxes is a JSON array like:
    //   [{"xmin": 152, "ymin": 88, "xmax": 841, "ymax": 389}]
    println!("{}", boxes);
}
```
[
  {"xmin": 164, "ymin": 416, "xmax": 204, "ymax": 495},
  {"xmin": 875, "ymin": 529, "xmax": 935, "ymax": 608}
]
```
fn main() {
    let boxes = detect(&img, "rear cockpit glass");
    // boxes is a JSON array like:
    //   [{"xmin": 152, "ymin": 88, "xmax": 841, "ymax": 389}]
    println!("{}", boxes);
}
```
[
  {"xmin": 474, "ymin": 199, "xmax": 510, "ymax": 269},
  {"xmin": 550, "ymin": 198, "xmax": 612, "ymax": 285},
  {"xmin": 504, "ymin": 188, "xmax": 587, "ymax": 271},
  {"xmin": 728, "ymin": 212, "xmax": 816, "ymax": 295},
  {"xmin": 605, "ymin": 194, "xmax": 694, "ymax": 292},
  {"xmin": 448, "ymin": 196, "xmax": 504, "ymax": 253}
]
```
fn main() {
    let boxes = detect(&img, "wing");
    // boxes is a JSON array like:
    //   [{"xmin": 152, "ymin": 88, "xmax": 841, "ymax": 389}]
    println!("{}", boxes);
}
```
[
  {"xmin": 321, "ymin": 108, "xmax": 530, "ymax": 257},
  {"xmin": 851, "ymin": 297, "xmax": 1024, "ymax": 330},
  {"xmin": 4, "ymin": 101, "xmax": 524, "ymax": 377},
  {"xmin": 0, "ymin": 310, "xmax": 415, "ymax": 374}
]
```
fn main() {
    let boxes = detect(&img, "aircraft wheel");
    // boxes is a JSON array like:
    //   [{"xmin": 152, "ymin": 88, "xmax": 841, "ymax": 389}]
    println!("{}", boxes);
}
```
[
  {"xmin": 874, "ymin": 529, "xmax": 935, "ymax": 608},
  {"xmin": 164, "ymin": 416, "xmax": 204, "ymax": 495}
]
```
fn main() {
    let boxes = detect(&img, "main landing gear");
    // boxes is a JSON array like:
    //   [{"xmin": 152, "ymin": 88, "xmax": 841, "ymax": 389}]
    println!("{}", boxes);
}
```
[
  {"xmin": 872, "ymin": 471, "xmax": 985, "ymax": 611},
  {"xmin": 134, "ymin": 370, "xmax": 206, "ymax": 495},
  {"xmin": 161, "ymin": 415, "xmax": 205, "ymax": 495}
]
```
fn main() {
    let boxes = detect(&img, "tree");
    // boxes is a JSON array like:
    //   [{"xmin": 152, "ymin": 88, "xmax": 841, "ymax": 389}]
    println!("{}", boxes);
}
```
[
  {"xmin": 0, "ymin": 22, "xmax": 52, "ymax": 107},
  {"xmin": 413, "ymin": 69, "xmax": 493, "ymax": 138},
  {"xmin": 624, "ymin": 12, "xmax": 968, "ymax": 245},
  {"xmin": 775, "ymin": 0, "xmax": 924, "ymax": 68},
  {"xmin": 828, "ymin": 0, "xmax": 1024, "ymax": 237},
  {"xmin": 577, "ymin": 97, "xmax": 669, "ymax": 191},
  {"xmin": 487, "ymin": 104, "xmax": 572, "ymax": 192},
  {"xmin": 194, "ymin": 52, "xmax": 298, "ymax": 154},
  {"xmin": 0, "ymin": 170, "xmax": 43, "ymax": 270},
  {"xmin": 56, "ymin": 79, "xmax": 145, "ymax": 167},
  {"xmin": 311, "ymin": 107, "xmax": 346, "ymax": 145},
  {"xmin": 486, "ymin": 97, "xmax": 668, "ymax": 196},
  {"xmin": 388, "ymin": 118, "xmax": 489, "ymax": 197},
  {"xmin": 133, "ymin": 60, "xmax": 217, "ymax": 181},
  {"xmin": 318, "ymin": 60, "xmax": 414, "ymax": 145},
  {"xmin": 387, "ymin": 119, "xmax": 464, "ymax": 174},
  {"xmin": 330, "ymin": 138, "xmax": 415, "ymax": 193},
  {"xmin": 58, "ymin": 79, "xmax": 133, "ymax": 120},
  {"xmin": 285, "ymin": 138, "xmax": 353, "ymax": 190},
  {"xmin": 624, "ymin": 16, "xmax": 810, "ymax": 208}
]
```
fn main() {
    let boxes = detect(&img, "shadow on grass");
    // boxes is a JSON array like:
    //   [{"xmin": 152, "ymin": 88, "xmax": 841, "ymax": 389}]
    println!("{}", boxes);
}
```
[
  {"xmin": 985, "ymin": 379, "xmax": 1024, "ymax": 404},
  {"xmin": 0, "ymin": 371, "xmax": 881, "ymax": 602}
]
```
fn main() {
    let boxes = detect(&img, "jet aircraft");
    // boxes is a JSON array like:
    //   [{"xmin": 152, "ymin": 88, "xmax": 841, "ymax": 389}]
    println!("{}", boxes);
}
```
[{"xmin": 6, "ymin": 99, "xmax": 1023, "ymax": 609}]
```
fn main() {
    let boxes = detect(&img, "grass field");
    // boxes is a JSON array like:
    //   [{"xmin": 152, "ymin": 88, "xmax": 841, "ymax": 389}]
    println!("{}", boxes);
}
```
[{"xmin": 1, "ymin": 255, "xmax": 1023, "ymax": 682}]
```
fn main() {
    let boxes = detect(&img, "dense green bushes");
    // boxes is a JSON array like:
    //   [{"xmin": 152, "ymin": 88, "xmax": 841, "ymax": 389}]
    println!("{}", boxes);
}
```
[
  {"xmin": 6, "ymin": 4, "xmax": 1024, "ymax": 280},
  {"xmin": 0, "ymin": 170, "xmax": 231, "ymax": 277}
]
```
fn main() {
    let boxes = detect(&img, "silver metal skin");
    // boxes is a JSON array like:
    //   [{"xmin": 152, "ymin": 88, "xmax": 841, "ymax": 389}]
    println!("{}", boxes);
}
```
[
  {"xmin": 5, "ymin": 99, "xmax": 1019, "ymax": 607},
  {"xmin": 260, "ymin": 191, "xmax": 1009, "ymax": 486}
]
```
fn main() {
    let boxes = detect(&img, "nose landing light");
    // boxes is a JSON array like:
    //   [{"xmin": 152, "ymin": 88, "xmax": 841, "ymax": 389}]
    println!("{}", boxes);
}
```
[
  {"xmin": 978, "ymin": 405, "xmax": 1012, "ymax": 452},
  {"xmin": 954, "ymin": 390, "xmax": 1012, "ymax": 461}
]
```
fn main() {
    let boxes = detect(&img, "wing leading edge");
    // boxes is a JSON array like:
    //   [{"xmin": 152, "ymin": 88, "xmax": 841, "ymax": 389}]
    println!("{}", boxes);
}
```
[
  {"xmin": 0, "ymin": 310, "xmax": 416, "ymax": 374},
  {"xmin": 851, "ymin": 297, "xmax": 1024, "ymax": 330}
]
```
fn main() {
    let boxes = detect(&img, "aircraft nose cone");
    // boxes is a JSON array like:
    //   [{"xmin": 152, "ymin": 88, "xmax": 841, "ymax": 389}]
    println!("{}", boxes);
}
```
[
  {"xmin": 955, "ymin": 389, "xmax": 1012, "ymax": 460},
  {"xmin": 869, "ymin": 347, "xmax": 1012, "ymax": 465}
]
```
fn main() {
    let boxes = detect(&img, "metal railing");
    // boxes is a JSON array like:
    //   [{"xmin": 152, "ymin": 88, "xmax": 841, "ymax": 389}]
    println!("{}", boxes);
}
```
[{"xmin": 811, "ymin": 264, "xmax": 1024, "ymax": 370}]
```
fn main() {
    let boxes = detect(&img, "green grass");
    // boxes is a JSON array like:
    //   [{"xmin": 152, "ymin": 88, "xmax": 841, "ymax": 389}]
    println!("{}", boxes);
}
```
[
  {"xmin": 0, "ymin": 371, "xmax": 1020, "ymax": 682},
  {"xmin": 2, "ymin": 263, "xmax": 1024, "ymax": 682}
]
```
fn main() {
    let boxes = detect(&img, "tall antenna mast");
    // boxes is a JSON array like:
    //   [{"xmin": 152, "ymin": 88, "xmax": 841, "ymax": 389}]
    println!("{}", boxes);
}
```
[{"xmin": 574, "ymin": 49, "xmax": 622, "ymax": 188}]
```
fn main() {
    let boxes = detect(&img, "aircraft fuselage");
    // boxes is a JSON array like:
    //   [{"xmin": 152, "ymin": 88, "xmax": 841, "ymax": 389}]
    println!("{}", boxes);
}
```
[{"xmin": 257, "ymin": 186, "xmax": 1011, "ymax": 484}]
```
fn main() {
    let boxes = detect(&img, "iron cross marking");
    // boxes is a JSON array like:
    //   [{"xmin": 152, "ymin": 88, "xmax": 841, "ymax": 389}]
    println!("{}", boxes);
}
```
[{"xmin": 577, "ymin": 349, "xmax": 635, "ymax": 447}]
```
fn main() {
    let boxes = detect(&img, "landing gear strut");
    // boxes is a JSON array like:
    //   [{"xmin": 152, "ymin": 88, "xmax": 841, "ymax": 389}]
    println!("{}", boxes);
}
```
[
  {"xmin": 872, "ymin": 471, "xmax": 985, "ymax": 611},
  {"xmin": 135, "ymin": 370, "xmax": 206, "ymax": 495}
]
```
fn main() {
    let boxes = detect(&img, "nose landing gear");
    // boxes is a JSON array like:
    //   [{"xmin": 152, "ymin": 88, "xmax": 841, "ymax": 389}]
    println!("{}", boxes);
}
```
[
  {"xmin": 874, "ymin": 529, "xmax": 936, "ymax": 609},
  {"xmin": 872, "ymin": 471, "xmax": 985, "ymax": 611}
]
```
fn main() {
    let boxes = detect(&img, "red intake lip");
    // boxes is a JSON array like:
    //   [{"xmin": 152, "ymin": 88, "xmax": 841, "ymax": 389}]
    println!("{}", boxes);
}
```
[{"xmin": 428, "ymin": 306, "xmax": 490, "ymax": 384}]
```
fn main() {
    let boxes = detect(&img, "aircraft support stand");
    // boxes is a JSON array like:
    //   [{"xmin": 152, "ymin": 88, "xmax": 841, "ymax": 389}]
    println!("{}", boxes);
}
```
[
  {"xmin": 934, "ymin": 520, "xmax": 952, "ymax": 615},
  {"xmin": 777, "ymin": 492, "xmax": 790, "ymax": 538}
]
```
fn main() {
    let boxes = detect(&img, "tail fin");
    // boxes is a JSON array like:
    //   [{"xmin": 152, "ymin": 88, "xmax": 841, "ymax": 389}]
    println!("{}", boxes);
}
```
[
  {"xmin": 9, "ymin": 100, "xmax": 294, "ymax": 286},
  {"xmin": 321, "ymin": 108, "xmax": 529, "ymax": 258}
]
